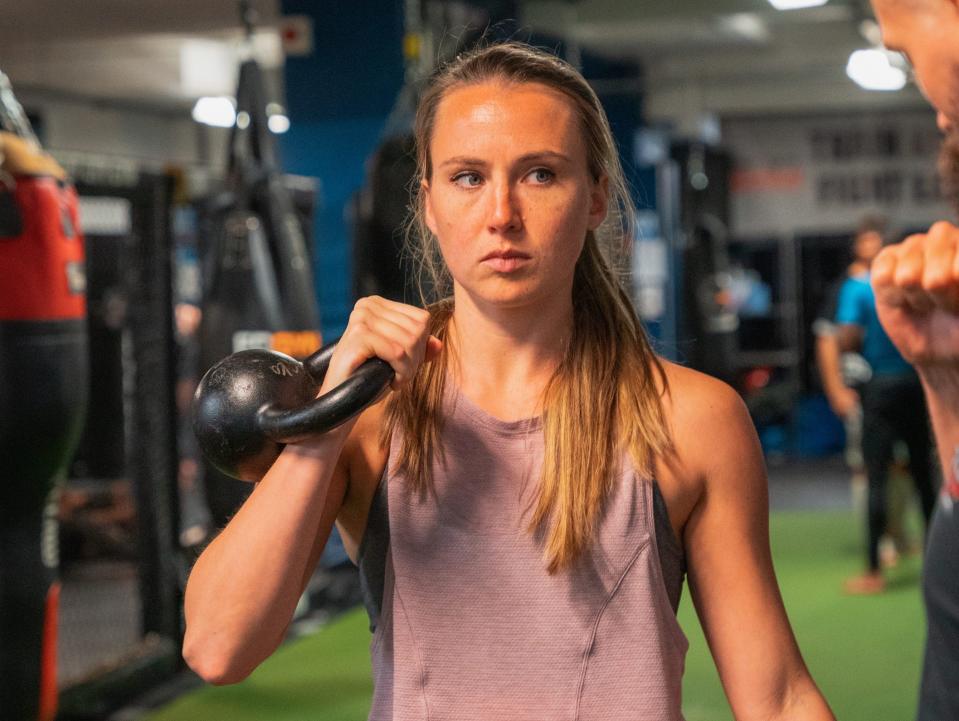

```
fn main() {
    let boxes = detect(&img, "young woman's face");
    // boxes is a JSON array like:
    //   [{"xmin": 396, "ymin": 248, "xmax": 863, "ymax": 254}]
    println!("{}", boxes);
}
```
[{"xmin": 423, "ymin": 81, "xmax": 608, "ymax": 309}]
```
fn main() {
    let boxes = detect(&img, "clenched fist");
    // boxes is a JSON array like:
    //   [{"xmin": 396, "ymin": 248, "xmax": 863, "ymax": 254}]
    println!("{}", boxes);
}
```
[
  {"xmin": 321, "ymin": 296, "xmax": 444, "ymax": 394},
  {"xmin": 872, "ymin": 221, "xmax": 959, "ymax": 368}
]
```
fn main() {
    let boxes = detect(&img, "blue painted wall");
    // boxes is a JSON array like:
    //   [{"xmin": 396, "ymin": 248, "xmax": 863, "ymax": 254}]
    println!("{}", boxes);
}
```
[{"xmin": 279, "ymin": 0, "xmax": 405, "ymax": 339}]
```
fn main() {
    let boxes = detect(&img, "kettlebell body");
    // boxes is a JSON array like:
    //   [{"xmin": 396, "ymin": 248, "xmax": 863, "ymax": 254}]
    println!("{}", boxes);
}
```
[
  {"xmin": 193, "ymin": 343, "xmax": 394, "ymax": 483},
  {"xmin": 193, "ymin": 350, "xmax": 317, "ymax": 482}
]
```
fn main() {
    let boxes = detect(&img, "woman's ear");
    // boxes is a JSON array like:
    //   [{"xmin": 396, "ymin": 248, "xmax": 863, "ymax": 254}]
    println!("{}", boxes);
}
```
[
  {"xmin": 587, "ymin": 175, "xmax": 609, "ymax": 231},
  {"xmin": 422, "ymin": 178, "xmax": 438, "ymax": 235}
]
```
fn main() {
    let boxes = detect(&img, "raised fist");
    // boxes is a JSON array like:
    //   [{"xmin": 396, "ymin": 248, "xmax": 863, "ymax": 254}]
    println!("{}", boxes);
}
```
[{"xmin": 872, "ymin": 222, "xmax": 959, "ymax": 367}]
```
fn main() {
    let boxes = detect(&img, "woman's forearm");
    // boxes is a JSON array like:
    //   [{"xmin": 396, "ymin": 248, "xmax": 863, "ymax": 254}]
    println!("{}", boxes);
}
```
[{"xmin": 182, "ymin": 431, "xmax": 348, "ymax": 684}]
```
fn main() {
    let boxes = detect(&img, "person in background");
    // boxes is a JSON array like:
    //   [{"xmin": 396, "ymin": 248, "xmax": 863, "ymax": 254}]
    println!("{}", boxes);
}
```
[
  {"xmin": 814, "ymin": 217, "xmax": 915, "ymax": 568},
  {"xmin": 867, "ymin": 0, "xmax": 959, "ymax": 716},
  {"xmin": 835, "ymin": 217, "xmax": 936, "ymax": 593}
]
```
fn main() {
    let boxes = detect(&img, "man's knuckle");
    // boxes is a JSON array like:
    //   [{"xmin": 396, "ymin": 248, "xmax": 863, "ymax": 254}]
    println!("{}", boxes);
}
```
[
  {"xmin": 930, "ymin": 221, "xmax": 954, "ymax": 237},
  {"xmin": 922, "ymin": 271, "xmax": 948, "ymax": 292}
]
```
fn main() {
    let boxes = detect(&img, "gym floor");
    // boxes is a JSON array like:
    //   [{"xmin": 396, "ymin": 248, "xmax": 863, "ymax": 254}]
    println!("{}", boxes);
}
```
[{"xmin": 125, "ymin": 457, "xmax": 925, "ymax": 721}]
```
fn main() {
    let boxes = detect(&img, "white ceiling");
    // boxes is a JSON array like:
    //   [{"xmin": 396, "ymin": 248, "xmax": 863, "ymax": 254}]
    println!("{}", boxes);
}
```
[
  {"xmin": 1, "ymin": 0, "xmax": 282, "ymax": 109},
  {"xmin": 0, "ymin": 0, "xmax": 930, "ymax": 122},
  {"xmin": 520, "ymin": 0, "xmax": 929, "ymax": 129}
]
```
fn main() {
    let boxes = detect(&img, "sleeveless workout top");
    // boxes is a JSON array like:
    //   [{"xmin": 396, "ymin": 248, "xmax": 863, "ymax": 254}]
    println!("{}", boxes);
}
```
[{"xmin": 357, "ymin": 385, "xmax": 689, "ymax": 721}]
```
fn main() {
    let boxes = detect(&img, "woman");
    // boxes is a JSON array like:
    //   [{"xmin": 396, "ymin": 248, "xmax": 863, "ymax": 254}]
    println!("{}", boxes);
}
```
[{"xmin": 184, "ymin": 42, "xmax": 835, "ymax": 720}]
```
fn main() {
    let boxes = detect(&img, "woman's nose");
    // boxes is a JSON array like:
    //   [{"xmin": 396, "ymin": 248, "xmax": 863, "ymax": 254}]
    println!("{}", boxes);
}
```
[{"xmin": 487, "ymin": 181, "xmax": 522, "ymax": 233}]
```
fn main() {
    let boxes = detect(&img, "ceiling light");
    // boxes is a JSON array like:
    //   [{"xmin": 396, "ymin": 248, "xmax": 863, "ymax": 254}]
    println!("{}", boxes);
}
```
[
  {"xmin": 767, "ymin": 0, "xmax": 829, "ymax": 9},
  {"xmin": 192, "ymin": 96, "xmax": 236, "ymax": 127},
  {"xmin": 846, "ymin": 49, "xmax": 907, "ymax": 91},
  {"xmin": 181, "ymin": 40, "xmax": 236, "ymax": 97},
  {"xmin": 268, "ymin": 114, "xmax": 290, "ymax": 134},
  {"xmin": 719, "ymin": 13, "xmax": 770, "ymax": 42}
]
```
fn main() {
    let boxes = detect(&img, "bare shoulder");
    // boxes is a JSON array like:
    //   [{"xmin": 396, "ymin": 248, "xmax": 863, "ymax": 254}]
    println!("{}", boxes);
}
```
[
  {"xmin": 659, "ymin": 361, "xmax": 757, "ymax": 474},
  {"xmin": 661, "ymin": 361, "xmax": 750, "ymax": 431}
]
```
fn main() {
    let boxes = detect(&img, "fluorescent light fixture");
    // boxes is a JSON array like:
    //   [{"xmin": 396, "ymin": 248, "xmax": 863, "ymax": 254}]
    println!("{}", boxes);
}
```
[
  {"xmin": 181, "ymin": 40, "xmax": 236, "ymax": 96},
  {"xmin": 846, "ymin": 49, "xmax": 907, "ymax": 91},
  {"xmin": 767, "ymin": 0, "xmax": 828, "ymax": 9},
  {"xmin": 718, "ymin": 13, "xmax": 770, "ymax": 42},
  {"xmin": 268, "ymin": 114, "xmax": 290, "ymax": 134},
  {"xmin": 192, "ymin": 96, "xmax": 236, "ymax": 127},
  {"xmin": 192, "ymin": 97, "xmax": 290, "ymax": 133}
]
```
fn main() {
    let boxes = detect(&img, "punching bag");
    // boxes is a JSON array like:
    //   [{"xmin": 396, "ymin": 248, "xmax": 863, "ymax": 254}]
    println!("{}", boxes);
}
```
[
  {"xmin": 672, "ymin": 141, "xmax": 738, "ymax": 383},
  {"xmin": 198, "ymin": 55, "xmax": 321, "ymax": 527},
  {"xmin": 351, "ymin": 134, "xmax": 418, "ymax": 303},
  {"xmin": 0, "ymin": 73, "xmax": 88, "ymax": 721}
]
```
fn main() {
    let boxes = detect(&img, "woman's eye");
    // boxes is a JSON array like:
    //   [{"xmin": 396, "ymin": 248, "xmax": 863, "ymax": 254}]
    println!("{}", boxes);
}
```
[
  {"xmin": 527, "ymin": 168, "xmax": 555, "ymax": 184},
  {"xmin": 452, "ymin": 172, "xmax": 482, "ymax": 188}
]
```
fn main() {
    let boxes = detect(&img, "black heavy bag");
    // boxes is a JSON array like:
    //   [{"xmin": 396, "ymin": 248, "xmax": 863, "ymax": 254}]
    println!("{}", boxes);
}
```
[
  {"xmin": 684, "ymin": 214, "xmax": 738, "ymax": 384},
  {"xmin": 198, "ymin": 57, "xmax": 321, "ymax": 527},
  {"xmin": 351, "ymin": 134, "xmax": 418, "ymax": 303},
  {"xmin": 672, "ymin": 141, "xmax": 738, "ymax": 383},
  {"xmin": 0, "ymin": 71, "xmax": 88, "ymax": 721}
]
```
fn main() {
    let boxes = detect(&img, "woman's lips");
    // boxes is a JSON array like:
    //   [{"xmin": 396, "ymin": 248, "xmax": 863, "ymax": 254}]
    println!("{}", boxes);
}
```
[{"xmin": 481, "ymin": 250, "xmax": 530, "ymax": 272}]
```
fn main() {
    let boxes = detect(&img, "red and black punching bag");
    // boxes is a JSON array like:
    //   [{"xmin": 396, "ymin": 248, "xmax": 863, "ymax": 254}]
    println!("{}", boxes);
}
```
[{"xmin": 0, "ymin": 75, "xmax": 88, "ymax": 721}]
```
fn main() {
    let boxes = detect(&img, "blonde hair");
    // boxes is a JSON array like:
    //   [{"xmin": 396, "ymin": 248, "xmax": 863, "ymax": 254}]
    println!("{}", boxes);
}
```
[{"xmin": 384, "ymin": 42, "xmax": 671, "ymax": 573}]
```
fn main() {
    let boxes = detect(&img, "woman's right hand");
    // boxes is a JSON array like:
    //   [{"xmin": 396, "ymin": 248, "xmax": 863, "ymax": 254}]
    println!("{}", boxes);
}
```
[{"xmin": 321, "ymin": 296, "xmax": 444, "ymax": 394}]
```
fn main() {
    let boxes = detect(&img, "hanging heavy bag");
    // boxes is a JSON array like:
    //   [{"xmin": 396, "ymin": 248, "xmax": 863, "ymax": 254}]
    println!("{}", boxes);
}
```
[
  {"xmin": 351, "ymin": 133, "xmax": 418, "ymax": 303},
  {"xmin": 197, "ymin": 56, "xmax": 322, "ymax": 528}
]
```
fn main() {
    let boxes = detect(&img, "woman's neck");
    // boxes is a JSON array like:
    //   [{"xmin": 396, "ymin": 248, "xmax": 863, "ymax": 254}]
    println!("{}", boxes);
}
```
[{"xmin": 448, "ymin": 288, "xmax": 573, "ymax": 421}]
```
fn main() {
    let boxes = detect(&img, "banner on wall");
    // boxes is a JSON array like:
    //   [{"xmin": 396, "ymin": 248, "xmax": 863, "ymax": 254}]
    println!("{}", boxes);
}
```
[{"xmin": 724, "ymin": 109, "xmax": 951, "ymax": 238}]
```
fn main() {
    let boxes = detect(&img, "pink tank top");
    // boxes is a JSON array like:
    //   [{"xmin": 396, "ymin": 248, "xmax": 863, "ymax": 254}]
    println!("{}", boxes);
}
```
[{"xmin": 367, "ymin": 386, "xmax": 688, "ymax": 720}]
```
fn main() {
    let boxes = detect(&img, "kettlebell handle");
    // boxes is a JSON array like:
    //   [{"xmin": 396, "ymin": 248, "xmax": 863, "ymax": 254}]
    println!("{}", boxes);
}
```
[{"xmin": 257, "ymin": 342, "xmax": 394, "ymax": 443}]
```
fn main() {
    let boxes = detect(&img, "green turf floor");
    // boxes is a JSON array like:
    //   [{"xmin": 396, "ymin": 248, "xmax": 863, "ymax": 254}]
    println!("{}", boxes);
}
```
[{"xmin": 147, "ymin": 510, "xmax": 924, "ymax": 721}]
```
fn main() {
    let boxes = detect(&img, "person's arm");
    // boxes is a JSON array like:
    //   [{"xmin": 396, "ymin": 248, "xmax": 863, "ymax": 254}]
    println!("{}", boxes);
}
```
[
  {"xmin": 182, "ymin": 432, "xmax": 352, "ymax": 684},
  {"xmin": 814, "ymin": 330, "xmax": 858, "ymax": 418},
  {"xmin": 835, "ymin": 324, "xmax": 863, "ymax": 353},
  {"xmin": 183, "ymin": 296, "xmax": 441, "ymax": 684},
  {"xmin": 674, "ymin": 371, "xmax": 835, "ymax": 721},
  {"xmin": 872, "ymin": 223, "xmax": 959, "ymax": 493}
]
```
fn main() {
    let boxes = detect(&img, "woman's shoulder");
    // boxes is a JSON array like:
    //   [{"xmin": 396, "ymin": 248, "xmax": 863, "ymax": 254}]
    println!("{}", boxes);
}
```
[
  {"xmin": 660, "ymin": 360, "xmax": 746, "ymax": 421},
  {"xmin": 649, "ymin": 361, "xmax": 760, "ymax": 540},
  {"xmin": 658, "ymin": 360, "xmax": 756, "ymax": 467}
]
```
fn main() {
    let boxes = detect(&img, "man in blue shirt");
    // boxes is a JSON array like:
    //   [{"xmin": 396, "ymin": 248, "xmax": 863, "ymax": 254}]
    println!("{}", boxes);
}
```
[{"xmin": 836, "ymin": 220, "xmax": 936, "ymax": 594}]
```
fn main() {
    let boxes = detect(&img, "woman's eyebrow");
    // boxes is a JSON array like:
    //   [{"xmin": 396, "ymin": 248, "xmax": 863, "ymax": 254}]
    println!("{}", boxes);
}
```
[
  {"xmin": 437, "ymin": 150, "xmax": 572, "ymax": 170},
  {"xmin": 515, "ymin": 151, "xmax": 572, "ymax": 165},
  {"xmin": 437, "ymin": 155, "xmax": 487, "ymax": 170}
]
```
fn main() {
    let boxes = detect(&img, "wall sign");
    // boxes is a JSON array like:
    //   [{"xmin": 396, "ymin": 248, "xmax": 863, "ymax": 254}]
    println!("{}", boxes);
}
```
[{"xmin": 724, "ymin": 110, "xmax": 952, "ymax": 237}]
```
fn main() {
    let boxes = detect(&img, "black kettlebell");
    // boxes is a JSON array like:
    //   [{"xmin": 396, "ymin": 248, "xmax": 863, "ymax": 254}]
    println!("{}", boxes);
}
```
[{"xmin": 192, "ymin": 342, "xmax": 394, "ymax": 482}]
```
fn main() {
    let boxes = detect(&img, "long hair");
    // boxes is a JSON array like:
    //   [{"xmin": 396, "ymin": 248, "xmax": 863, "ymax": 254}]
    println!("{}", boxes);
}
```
[{"xmin": 384, "ymin": 42, "xmax": 671, "ymax": 573}]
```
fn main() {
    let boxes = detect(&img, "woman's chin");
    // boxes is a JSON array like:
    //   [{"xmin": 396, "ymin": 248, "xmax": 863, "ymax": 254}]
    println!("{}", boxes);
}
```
[{"xmin": 456, "ymin": 281, "xmax": 568, "ymax": 312}]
